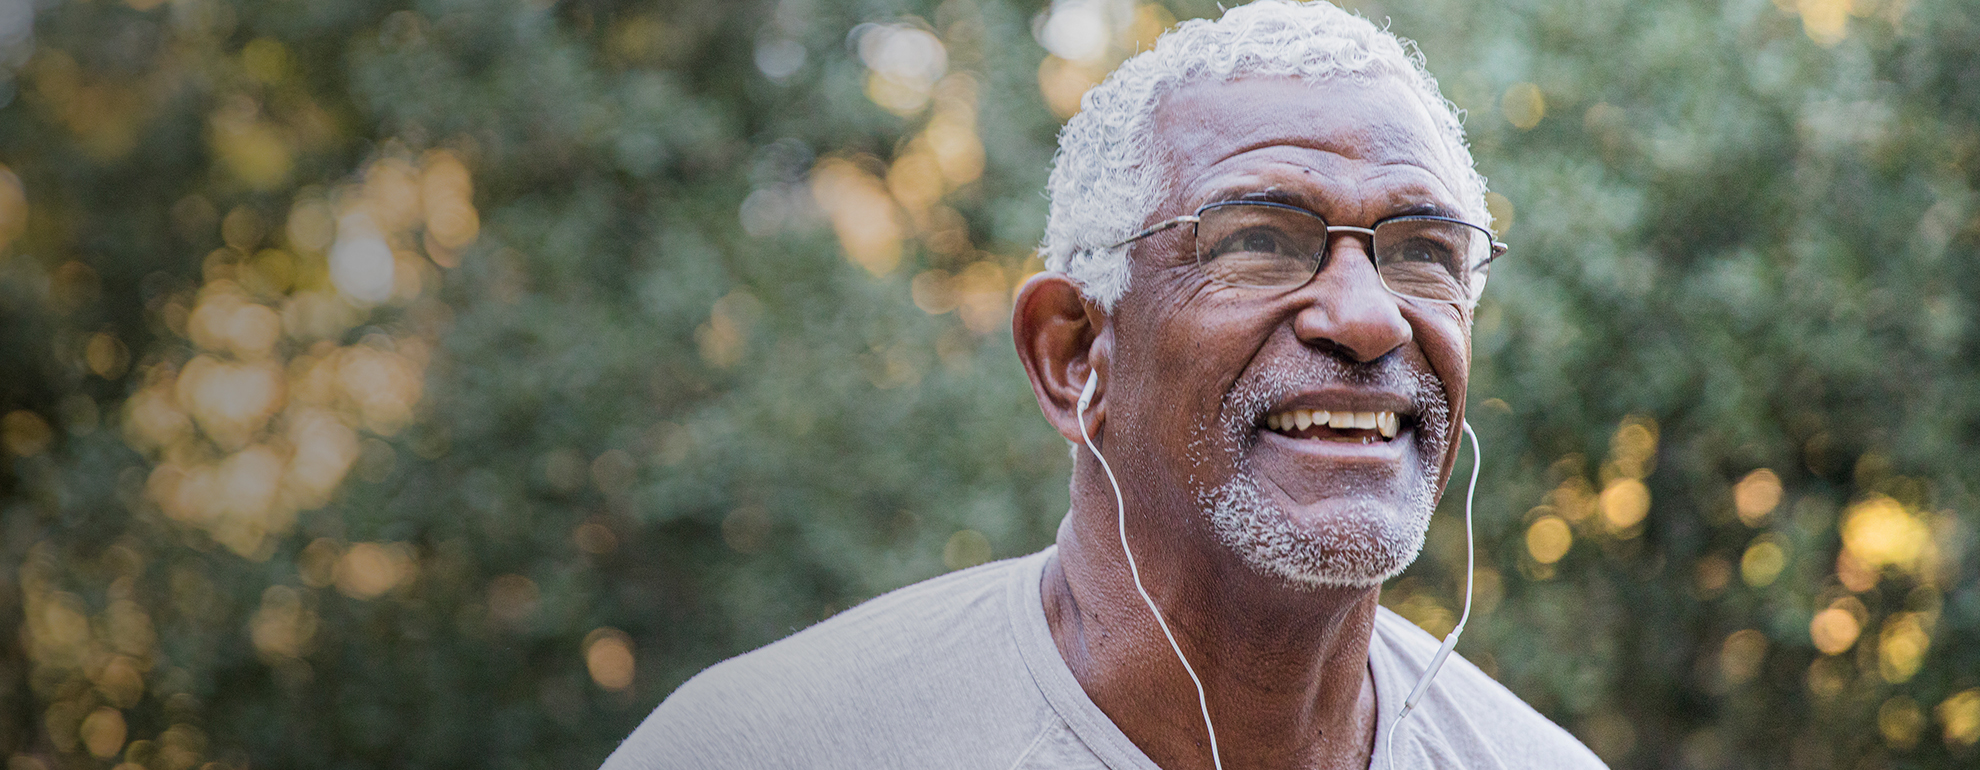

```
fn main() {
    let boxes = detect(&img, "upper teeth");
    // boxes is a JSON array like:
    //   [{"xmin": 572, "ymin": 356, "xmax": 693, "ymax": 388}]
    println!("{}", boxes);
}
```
[{"xmin": 1266, "ymin": 410, "xmax": 1400, "ymax": 439}]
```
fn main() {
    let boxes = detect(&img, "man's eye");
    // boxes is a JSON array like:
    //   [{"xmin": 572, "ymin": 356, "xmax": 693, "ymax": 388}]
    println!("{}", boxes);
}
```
[
  {"xmin": 1389, "ymin": 237, "xmax": 1454, "ymax": 265},
  {"xmin": 1214, "ymin": 228, "xmax": 1294, "ymax": 256}
]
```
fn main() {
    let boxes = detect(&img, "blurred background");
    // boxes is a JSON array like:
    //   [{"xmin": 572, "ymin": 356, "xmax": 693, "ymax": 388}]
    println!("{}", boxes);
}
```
[{"xmin": 0, "ymin": 0, "xmax": 1976, "ymax": 767}]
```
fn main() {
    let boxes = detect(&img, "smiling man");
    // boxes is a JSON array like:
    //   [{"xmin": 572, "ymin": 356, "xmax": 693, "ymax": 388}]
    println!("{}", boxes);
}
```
[{"xmin": 605, "ymin": 2, "xmax": 1605, "ymax": 769}]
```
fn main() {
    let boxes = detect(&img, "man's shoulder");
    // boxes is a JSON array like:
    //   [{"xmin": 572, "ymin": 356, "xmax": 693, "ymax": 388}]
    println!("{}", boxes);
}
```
[
  {"xmin": 1372, "ymin": 607, "xmax": 1608, "ymax": 769},
  {"xmin": 602, "ymin": 552, "xmax": 1057, "ymax": 769}
]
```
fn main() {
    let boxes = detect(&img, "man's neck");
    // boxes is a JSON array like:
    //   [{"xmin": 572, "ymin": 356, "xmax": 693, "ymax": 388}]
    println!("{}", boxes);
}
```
[{"xmin": 1043, "ymin": 497, "xmax": 1383, "ymax": 770}]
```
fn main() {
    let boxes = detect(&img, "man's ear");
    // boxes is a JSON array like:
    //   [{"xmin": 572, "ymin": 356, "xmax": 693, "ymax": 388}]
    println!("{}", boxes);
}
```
[{"xmin": 1012, "ymin": 272, "xmax": 1108, "ymax": 445}]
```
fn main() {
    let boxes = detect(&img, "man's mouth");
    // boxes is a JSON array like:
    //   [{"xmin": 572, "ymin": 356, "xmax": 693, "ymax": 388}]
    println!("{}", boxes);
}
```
[{"xmin": 1262, "ymin": 409, "xmax": 1404, "ymax": 443}]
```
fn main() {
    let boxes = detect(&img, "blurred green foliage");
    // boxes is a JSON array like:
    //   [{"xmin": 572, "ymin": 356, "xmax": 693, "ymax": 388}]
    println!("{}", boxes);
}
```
[{"xmin": 0, "ymin": 0, "xmax": 1976, "ymax": 768}]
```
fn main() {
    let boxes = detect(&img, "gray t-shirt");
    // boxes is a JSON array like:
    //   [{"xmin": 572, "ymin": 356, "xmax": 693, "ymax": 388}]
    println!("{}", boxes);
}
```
[{"xmin": 604, "ymin": 548, "xmax": 1606, "ymax": 769}]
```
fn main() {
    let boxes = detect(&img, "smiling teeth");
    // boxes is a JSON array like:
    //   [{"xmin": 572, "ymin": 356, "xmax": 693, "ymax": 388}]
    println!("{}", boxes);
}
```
[{"xmin": 1267, "ymin": 410, "xmax": 1401, "ymax": 439}]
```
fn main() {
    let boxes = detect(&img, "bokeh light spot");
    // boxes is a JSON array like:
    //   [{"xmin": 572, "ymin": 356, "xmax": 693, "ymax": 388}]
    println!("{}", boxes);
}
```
[
  {"xmin": 487, "ymin": 574, "xmax": 541, "ymax": 626},
  {"xmin": 79, "ymin": 707, "xmax": 126, "ymax": 759},
  {"xmin": 809, "ymin": 158, "xmax": 903, "ymax": 277},
  {"xmin": 943, "ymin": 528, "xmax": 992, "ymax": 570},
  {"xmin": 1739, "ymin": 537, "xmax": 1785, "ymax": 588},
  {"xmin": 1810, "ymin": 600, "xmax": 1863, "ymax": 655},
  {"xmin": 1877, "ymin": 696, "xmax": 1923, "ymax": 749},
  {"xmin": 1877, "ymin": 612, "xmax": 1931, "ymax": 684},
  {"xmin": 2, "ymin": 410, "xmax": 54, "ymax": 457},
  {"xmin": 584, "ymin": 628, "xmax": 636, "ymax": 691},
  {"xmin": 1733, "ymin": 469, "xmax": 1782, "ymax": 526},
  {"xmin": 1502, "ymin": 82, "xmax": 1545, "ymax": 130},
  {"xmin": 1840, "ymin": 495, "xmax": 1930, "ymax": 576},
  {"xmin": 1939, "ymin": 689, "xmax": 1980, "ymax": 748},
  {"xmin": 1719, "ymin": 629, "xmax": 1768, "ymax": 684},
  {"xmin": 334, "ymin": 542, "xmax": 415, "ymax": 600},
  {"xmin": 1525, "ymin": 515, "xmax": 1572, "ymax": 564},
  {"xmin": 1599, "ymin": 478, "xmax": 1650, "ymax": 531}
]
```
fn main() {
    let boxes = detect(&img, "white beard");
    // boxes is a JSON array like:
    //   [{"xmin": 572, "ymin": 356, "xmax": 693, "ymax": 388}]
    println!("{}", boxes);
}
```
[{"xmin": 1195, "ymin": 359, "xmax": 1452, "ymax": 589}]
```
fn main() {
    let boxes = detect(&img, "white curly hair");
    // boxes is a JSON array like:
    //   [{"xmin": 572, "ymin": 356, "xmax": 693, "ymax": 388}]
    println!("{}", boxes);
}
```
[{"xmin": 1040, "ymin": 0, "xmax": 1489, "ymax": 309}]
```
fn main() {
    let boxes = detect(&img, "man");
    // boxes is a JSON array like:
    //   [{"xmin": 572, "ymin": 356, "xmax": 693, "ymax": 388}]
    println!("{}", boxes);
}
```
[{"xmin": 606, "ymin": 2, "xmax": 1605, "ymax": 768}]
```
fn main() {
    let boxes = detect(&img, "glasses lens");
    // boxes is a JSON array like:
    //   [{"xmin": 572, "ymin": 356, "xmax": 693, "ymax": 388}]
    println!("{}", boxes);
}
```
[
  {"xmin": 1372, "ymin": 218, "xmax": 1487, "ymax": 303},
  {"xmin": 1193, "ymin": 204, "xmax": 1327, "ymax": 288}
]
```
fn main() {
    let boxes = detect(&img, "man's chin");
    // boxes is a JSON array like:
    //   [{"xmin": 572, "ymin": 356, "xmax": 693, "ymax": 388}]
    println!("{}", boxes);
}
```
[{"xmin": 1203, "ymin": 476, "xmax": 1433, "ymax": 590}]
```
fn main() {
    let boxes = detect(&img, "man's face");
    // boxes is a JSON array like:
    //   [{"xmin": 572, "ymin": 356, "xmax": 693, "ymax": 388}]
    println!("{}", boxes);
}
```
[{"xmin": 1105, "ymin": 75, "xmax": 1474, "ymax": 588}]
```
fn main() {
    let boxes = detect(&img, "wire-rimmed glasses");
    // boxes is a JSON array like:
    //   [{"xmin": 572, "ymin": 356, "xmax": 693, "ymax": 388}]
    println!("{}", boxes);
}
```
[{"xmin": 1109, "ymin": 201, "xmax": 1509, "ymax": 306}]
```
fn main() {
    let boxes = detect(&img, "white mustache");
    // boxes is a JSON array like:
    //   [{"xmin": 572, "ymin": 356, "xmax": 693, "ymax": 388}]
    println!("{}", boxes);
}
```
[{"xmin": 1219, "ymin": 354, "xmax": 1450, "ymax": 448}]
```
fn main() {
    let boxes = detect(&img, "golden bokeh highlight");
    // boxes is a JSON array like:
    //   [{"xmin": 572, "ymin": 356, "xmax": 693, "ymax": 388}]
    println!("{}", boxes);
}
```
[
  {"xmin": 1809, "ymin": 596, "xmax": 1865, "ymax": 655},
  {"xmin": 1719, "ymin": 629, "xmax": 1768, "ymax": 684},
  {"xmin": 86, "ymin": 332, "xmax": 131, "ymax": 379},
  {"xmin": 1774, "ymin": 0, "xmax": 1895, "ymax": 46},
  {"xmin": 810, "ymin": 158, "xmax": 905, "ymax": 277},
  {"xmin": 943, "ymin": 529, "xmax": 992, "ymax": 570},
  {"xmin": 488, "ymin": 574, "xmax": 542, "ymax": 626},
  {"xmin": 1838, "ymin": 495, "xmax": 1933, "ymax": 586},
  {"xmin": 696, "ymin": 291, "xmax": 760, "ymax": 370},
  {"xmin": 584, "ymin": 628, "xmax": 637, "ymax": 691},
  {"xmin": 1739, "ymin": 536, "xmax": 1786, "ymax": 588},
  {"xmin": 1878, "ymin": 696, "xmax": 1923, "ymax": 748},
  {"xmin": 79, "ymin": 707, "xmax": 127, "ymax": 759},
  {"xmin": 1039, "ymin": 56, "xmax": 1104, "ymax": 120},
  {"xmin": 1484, "ymin": 191, "xmax": 1515, "ymax": 238},
  {"xmin": 1939, "ymin": 689, "xmax": 1980, "ymax": 748},
  {"xmin": 3, "ymin": 410, "xmax": 55, "ymax": 457},
  {"xmin": 1599, "ymin": 478, "xmax": 1650, "ymax": 531},
  {"xmin": 1525, "ymin": 515, "xmax": 1572, "ymax": 564},
  {"xmin": 1502, "ymin": 82, "xmax": 1546, "ymax": 130},
  {"xmin": 249, "ymin": 585, "xmax": 319, "ymax": 659},
  {"xmin": 1876, "ymin": 612, "xmax": 1931, "ymax": 684},
  {"xmin": 1395, "ymin": 592, "xmax": 1456, "ymax": 639},
  {"xmin": 1732, "ymin": 468, "xmax": 1782, "ymax": 526},
  {"xmin": 210, "ymin": 96, "xmax": 294, "ymax": 191},
  {"xmin": 334, "ymin": 542, "xmax": 417, "ymax": 600},
  {"xmin": 1607, "ymin": 419, "xmax": 1658, "ymax": 479}
]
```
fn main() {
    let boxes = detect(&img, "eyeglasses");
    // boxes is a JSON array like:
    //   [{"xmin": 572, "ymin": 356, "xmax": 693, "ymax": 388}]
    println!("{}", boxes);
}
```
[{"xmin": 1109, "ymin": 201, "xmax": 1509, "ymax": 305}]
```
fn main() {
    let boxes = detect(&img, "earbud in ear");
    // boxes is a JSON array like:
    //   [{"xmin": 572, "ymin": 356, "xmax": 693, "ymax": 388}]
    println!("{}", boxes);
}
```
[{"xmin": 1078, "ymin": 371, "xmax": 1098, "ymax": 412}]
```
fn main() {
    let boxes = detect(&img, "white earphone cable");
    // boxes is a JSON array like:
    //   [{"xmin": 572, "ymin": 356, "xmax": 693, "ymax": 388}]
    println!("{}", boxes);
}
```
[
  {"xmin": 1077, "ymin": 377, "xmax": 1225, "ymax": 770},
  {"xmin": 1385, "ymin": 421, "xmax": 1481, "ymax": 770}
]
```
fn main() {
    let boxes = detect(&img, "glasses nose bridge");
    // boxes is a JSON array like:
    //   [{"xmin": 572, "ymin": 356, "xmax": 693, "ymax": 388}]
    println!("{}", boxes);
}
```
[{"xmin": 1316, "ymin": 224, "xmax": 1379, "ymax": 268}]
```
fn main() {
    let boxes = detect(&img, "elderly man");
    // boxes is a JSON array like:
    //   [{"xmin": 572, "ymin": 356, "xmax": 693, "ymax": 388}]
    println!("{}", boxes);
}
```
[{"xmin": 606, "ymin": 2, "xmax": 1604, "ymax": 768}]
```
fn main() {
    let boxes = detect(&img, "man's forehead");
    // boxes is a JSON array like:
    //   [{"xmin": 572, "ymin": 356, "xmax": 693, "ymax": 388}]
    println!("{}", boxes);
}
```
[{"xmin": 1149, "ymin": 76, "xmax": 1461, "ymax": 206}]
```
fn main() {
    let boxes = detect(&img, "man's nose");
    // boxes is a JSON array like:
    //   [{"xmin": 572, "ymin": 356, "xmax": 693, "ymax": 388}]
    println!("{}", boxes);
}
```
[{"xmin": 1290, "ymin": 236, "xmax": 1412, "ymax": 362}]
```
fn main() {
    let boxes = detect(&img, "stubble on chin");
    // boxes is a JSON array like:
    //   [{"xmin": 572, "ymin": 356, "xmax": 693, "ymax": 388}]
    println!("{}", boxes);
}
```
[{"xmin": 1191, "ymin": 357, "xmax": 1453, "ymax": 590}]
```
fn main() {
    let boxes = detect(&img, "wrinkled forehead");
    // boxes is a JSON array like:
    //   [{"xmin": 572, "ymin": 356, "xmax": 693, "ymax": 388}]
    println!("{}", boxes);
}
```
[{"xmin": 1148, "ymin": 75, "xmax": 1466, "ymax": 215}]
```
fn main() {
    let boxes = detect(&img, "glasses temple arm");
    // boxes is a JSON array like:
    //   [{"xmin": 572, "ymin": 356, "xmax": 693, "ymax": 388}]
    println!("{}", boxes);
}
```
[{"xmin": 1107, "ymin": 216, "xmax": 1199, "ymax": 249}]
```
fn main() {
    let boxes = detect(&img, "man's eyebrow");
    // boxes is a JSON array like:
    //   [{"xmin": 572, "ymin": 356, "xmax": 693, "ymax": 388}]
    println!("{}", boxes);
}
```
[
  {"xmin": 1229, "ymin": 188, "xmax": 1305, "ymax": 205},
  {"xmin": 1216, "ymin": 190, "xmax": 1467, "ymax": 221},
  {"xmin": 1390, "ymin": 201, "xmax": 1465, "ymax": 220}
]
